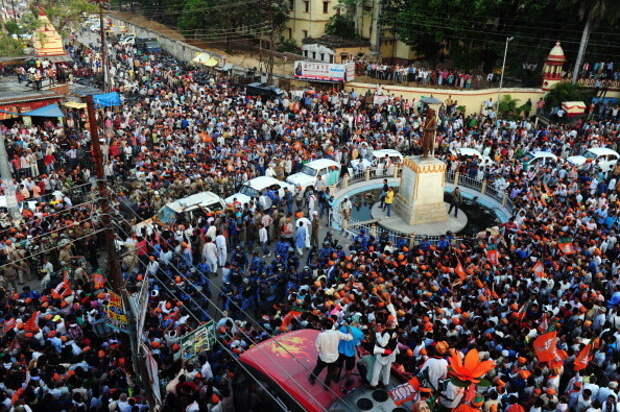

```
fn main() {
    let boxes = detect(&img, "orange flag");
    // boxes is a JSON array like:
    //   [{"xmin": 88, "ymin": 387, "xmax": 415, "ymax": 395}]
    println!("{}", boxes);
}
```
[
  {"xmin": 573, "ymin": 344, "xmax": 592, "ymax": 371},
  {"xmin": 454, "ymin": 262, "xmax": 467, "ymax": 281},
  {"xmin": 23, "ymin": 311, "xmax": 40, "ymax": 333},
  {"xmin": 532, "ymin": 261, "xmax": 546, "ymax": 278},
  {"xmin": 533, "ymin": 331, "xmax": 558, "ymax": 362}
]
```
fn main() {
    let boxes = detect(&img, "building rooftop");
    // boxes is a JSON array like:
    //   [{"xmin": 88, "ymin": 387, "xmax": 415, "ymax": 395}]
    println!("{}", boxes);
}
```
[
  {"xmin": 302, "ymin": 35, "xmax": 370, "ymax": 49},
  {"xmin": 0, "ymin": 76, "xmax": 62, "ymax": 104}
]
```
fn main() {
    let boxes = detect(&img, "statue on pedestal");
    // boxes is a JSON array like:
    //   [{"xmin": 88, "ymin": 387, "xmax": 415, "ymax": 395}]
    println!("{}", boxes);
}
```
[{"xmin": 421, "ymin": 107, "xmax": 437, "ymax": 158}]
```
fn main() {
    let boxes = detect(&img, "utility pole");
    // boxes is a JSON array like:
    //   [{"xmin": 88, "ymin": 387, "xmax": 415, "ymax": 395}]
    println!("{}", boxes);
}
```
[
  {"xmin": 85, "ymin": 95, "xmax": 160, "ymax": 410},
  {"xmin": 94, "ymin": 0, "xmax": 109, "ymax": 91},
  {"xmin": 9, "ymin": 0, "xmax": 16, "ymax": 22},
  {"xmin": 85, "ymin": 95, "xmax": 120, "ymax": 289},
  {"xmin": 0, "ymin": 134, "xmax": 19, "ymax": 218},
  {"xmin": 369, "ymin": 0, "xmax": 381, "ymax": 59}
]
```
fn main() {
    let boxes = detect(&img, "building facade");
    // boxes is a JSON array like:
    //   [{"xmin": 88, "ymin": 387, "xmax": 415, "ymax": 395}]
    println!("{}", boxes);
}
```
[{"xmin": 285, "ymin": 0, "xmax": 338, "ymax": 44}]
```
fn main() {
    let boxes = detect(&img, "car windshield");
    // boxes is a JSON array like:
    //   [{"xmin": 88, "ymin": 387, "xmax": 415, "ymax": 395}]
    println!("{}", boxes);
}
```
[
  {"xmin": 240, "ymin": 185, "xmax": 259, "ymax": 198},
  {"xmin": 522, "ymin": 153, "xmax": 535, "ymax": 163},
  {"xmin": 156, "ymin": 206, "xmax": 177, "ymax": 224},
  {"xmin": 301, "ymin": 165, "xmax": 317, "ymax": 176},
  {"xmin": 207, "ymin": 202, "xmax": 223, "ymax": 212},
  {"xmin": 584, "ymin": 150, "xmax": 598, "ymax": 159}
]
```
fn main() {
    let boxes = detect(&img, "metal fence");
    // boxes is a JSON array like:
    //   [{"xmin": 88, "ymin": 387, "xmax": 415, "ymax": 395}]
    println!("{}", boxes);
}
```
[{"xmin": 332, "ymin": 167, "xmax": 515, "ymax": 244}]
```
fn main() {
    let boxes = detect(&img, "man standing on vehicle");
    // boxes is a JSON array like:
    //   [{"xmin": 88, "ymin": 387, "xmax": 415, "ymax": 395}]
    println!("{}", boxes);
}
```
[{"xmin": 310, "ymin": 319, "xmax": 353, "ymax": 389}]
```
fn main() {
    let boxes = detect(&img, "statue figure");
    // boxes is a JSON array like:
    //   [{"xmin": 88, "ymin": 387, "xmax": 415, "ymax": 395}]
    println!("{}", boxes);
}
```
[{"xmin": 421, "ymin": 107, "xmax": 437, "ymax": 158}]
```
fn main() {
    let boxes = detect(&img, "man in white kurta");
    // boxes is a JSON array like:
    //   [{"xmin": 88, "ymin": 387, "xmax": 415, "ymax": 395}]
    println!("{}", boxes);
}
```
[
  {"xmin": 215, "ymin": 233, "xmax": 227, "ymax": 267},
  {"xmin": 202, "ymin": 239, "xmax": 218, "ymax": 273}
]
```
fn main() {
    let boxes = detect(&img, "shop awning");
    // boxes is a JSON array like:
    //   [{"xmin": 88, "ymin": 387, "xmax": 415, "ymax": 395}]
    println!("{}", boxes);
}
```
[
  {"xmin": 192, "ymin": 52, "xmax": 218, "ymax": 67},
  {"xmin": 0, "ymin": 103, "xmax": 64, "ymax": 117},
  {"xmin": 64, "ymin": 101, "xmax": 87, "ymax": 109},
  {"xmin": 93, "ymin": 92, "xmax": 121, "ymax": 108},
  {"xmin": 23, "ymin": 103, "xmax": 64, "ymax": 117}
]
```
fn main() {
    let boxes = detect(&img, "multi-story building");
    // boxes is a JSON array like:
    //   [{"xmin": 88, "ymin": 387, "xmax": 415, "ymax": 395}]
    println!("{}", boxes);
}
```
[{"xmin": 284, "ymin": 0, "xmax": 338, "ymax": 43}]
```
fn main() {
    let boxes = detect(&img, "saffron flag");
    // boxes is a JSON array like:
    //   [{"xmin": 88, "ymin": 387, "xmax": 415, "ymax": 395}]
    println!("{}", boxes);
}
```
[
  {"xmin": 486, "ymin": 249, "xmax": 500, "ymax": 266},
  {"xmin": 573, "ymin": 344, "xmax": 592, "ymax": 371},
  {"xmin": 23, "ymin": 311, "xmax": 40, "ymax": 333},
  {"xmin": 533, "ymin": 331, "xmax": 558, "ymax": 362},
  {"xmin": 558, "ymin": 237, "xmax": 576, "ymax": 255},
  {"xmin": 532, "ymin": 261, "xmax": 546, "ymax": 278},
  {"xmin": 454, "ymin": 262, "xmax": 467, "ymax": 281}
]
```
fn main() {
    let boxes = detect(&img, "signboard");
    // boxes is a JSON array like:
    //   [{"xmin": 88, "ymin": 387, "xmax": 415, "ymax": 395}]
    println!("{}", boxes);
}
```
[
  {"xmin": 175, "ymin": 321, "xmax": 216, "ymax": 361},
  {"xmin": 293, "ymin": 61, "xmax": 355, "ymax": 83},
  {"xmin": 129, "ymin": 275, "xmax": 149, "ymax": 339},
  {"xmin": 105, "ymin": 291, "xmax": 128, "ymax": 332},
  {"xmin": 142, "ymin": 343, "xmax": 163, "ymax": 406},
  {"xmin": 388, "ymin": 382, "xmax": 418, "ymax": 405}
]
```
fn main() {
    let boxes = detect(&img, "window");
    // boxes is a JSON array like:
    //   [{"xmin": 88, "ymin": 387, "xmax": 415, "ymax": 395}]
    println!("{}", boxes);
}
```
[
  {"xmin": 303, "ymin": 49, "xmax": 308, "ymax": 57},
  {"xmin": 320, "ymin": 53, "xmax": 324, "ymax": 61},
  {"xmin": 288, "ymin": 28, "xmax": 292, "ymax": 39},
  {"xmin": 312, "ymin": 51, "xmax": 316, "ymax": 59},
  {"xmin": 303, "ymin": 0, "xmax": 309, "ymax": 12},
  {"xmin": 323, "ymin": 1, "xmax": 329, "ymax": 13},
  {"xmin": 302, "ymin": 30, "xmax": 308, "ymax": 38},
  {"xmin": 289, "ymin": 0, "xmax": 294, "ymax": 9},
  {"xmin": 329, "ymin": 54, "xmax": 334, "ymax": 63}
]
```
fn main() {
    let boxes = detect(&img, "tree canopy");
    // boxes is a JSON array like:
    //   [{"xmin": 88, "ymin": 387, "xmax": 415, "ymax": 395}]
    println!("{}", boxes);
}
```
[{"xmin": 382, "ymin": 0, "xmax": 620, "ymax": 78}]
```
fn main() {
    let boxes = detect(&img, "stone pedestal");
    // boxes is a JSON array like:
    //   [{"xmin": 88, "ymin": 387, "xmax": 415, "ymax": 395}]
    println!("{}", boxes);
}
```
[{"xmin": 394, "ymin": 156, "xmax": 448, "ymax": 225}]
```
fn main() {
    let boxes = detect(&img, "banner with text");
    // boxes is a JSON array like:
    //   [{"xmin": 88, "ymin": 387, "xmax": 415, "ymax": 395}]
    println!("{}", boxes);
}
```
[{"xmin": 293, "ymin": 61, "xmax": 355, "ymax": 83}]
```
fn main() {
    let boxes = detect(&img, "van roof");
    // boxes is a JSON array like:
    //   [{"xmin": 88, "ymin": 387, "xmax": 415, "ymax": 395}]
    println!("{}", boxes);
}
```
[
  {"xmin": 586, "ymin": 147, "xmax": 619, "ymax": 156},
  {"xmin": 166, "ymin": 191, "xmax": 222, "ymax": 213},
  {"xmin": 246, "ymin": 176, "xmax": 290, "ymax": 190},
  {"xmin": 305, "ymin": 158, "xmax": 340, "ymax": 169}
]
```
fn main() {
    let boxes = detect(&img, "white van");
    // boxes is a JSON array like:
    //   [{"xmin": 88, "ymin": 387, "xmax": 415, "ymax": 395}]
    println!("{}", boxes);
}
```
[
  {"xmin": 286, "ymin": 159, "xmax": 341, "ymax": 193},
  {"xmin": 136, "ymin": 191, "xmax": 226, "ymax": 230},
  {"xmin": 225, "ymin": 176, "xmax": 294, "ymax": 209},
  {"xmin": 567, "ymin": 147, "xmax": 619, "ymax": 172}
]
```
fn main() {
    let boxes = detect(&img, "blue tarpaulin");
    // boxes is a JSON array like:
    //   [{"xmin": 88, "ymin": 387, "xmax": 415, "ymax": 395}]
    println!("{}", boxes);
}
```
[
  {"xmin": 93, "ymin": 92, "xmax": 121, "ymax": 108},
  {"xmin": 22, "ymin": 103, "xmax": 64, "ymax": 117},
  {"xmin": 0, "ymin": 103, "xmax": 64, "ymax": 117}
]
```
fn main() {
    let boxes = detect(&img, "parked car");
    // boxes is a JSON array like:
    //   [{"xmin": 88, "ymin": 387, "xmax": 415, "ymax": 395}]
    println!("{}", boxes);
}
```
[
  {"xmin": 349, "ymin": 148, "xmax": 403, "ymax": 175},
  {"xmin": 286, "ymin": 159, "xmax": 341, "ymax": 193},
  {"xmin": 450, "ymin": 147, "xmax": 494, "ymax": 167},
  {"xmin": 245, "ymin": 82, "xmax": 286, "ymax": 99},
  {"xmin": 225, "ymin": 176, "xmax": 294, "ymax": 210},
  {"xmin": 567, "ymin": 147, "xmax": 620, "ymax": 172},
  {"xmin": 118, "ymin": 34, "xmax": 135, "ymax": 46},
  {"xmin": 135, "ymin": 191, "xmax": 226, "ymax": 231},
  {"xmin": 135, "ymin": 38, "xmax": 161, "ymax": 53},
  {"xmin": 520, "ymin": 151, "xmax": 561, "ymax": 171}
]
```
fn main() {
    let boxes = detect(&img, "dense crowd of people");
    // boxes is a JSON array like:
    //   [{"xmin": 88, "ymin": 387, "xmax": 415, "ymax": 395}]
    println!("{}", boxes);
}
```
[
  {"xmin": 357, "ymin": 61, "xmax": 495, "ymax": 89},
  {"xmin": 0, "ymin": 24, "xmax": 618, "ymax": 411}
]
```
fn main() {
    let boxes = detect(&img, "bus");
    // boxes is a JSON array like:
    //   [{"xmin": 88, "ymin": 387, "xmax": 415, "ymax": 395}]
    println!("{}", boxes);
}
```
[{"xmin": 237, "ymin": 329, "xmax": 414, "ymax": 412}]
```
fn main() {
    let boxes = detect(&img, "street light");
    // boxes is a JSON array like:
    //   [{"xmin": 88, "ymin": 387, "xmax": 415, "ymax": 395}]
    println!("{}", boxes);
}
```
[{"xmin": 496, "ymin": 36, "xmax": 514, "ymax": 115}]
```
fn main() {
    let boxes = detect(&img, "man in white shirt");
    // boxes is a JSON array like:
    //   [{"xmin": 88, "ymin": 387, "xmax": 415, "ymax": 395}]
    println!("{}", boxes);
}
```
[{"xmin": 309, "ymin": 319, "xmax": 353, "ymax": 388}]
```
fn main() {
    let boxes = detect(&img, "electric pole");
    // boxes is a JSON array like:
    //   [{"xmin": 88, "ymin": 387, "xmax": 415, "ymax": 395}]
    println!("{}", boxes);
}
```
[
  {"xmin": 91, "ymin": 0, "xmax": 109, "ymax": 90},
  {"xmin": 85, "ymin": 95, "xmax": 120, "ymax": 289},
  {"xmin": 0, "ymin": 133, "xmax": 19, "ymax": 218},
  {"xmin": 9, "ymin": 0, "xmax": 16, "ymax": 22},
  {"xmin": 85, "ymin": 95, "xmax": 159, "ymax": 410}
]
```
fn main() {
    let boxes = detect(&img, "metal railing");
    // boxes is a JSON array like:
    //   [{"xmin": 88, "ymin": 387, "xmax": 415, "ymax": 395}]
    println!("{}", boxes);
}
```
[{"xmin": 332, "ymin": 166, "xmax": 515, "ymax": 244}]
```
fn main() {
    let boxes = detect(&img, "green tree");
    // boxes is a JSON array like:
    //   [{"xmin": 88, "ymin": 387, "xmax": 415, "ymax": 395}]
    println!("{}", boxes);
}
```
[
  {"xmin": 544, "ymin": 82, "xmax": 595, "ymax": 109},
  {"xmin": 46, "ymin": 0, "xmax": 98, "ymax": 36},
  {"xmin": 177, "ymin": 0, "xmax": 209, "ymax": 36},
  {"xmin": 498, "ymin": 95, "xmax": 520, "ymax": 119},
  {"xmin": 325, "ymin": 14, "xmax": 357, "ymax": 39},
  {"xmin": 569, "ymin": 0, "xmax": 620, "ymax": 83},
  {"xmin": 0, "ymin": 33, "xmax": 25, "ymax": 56}
]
